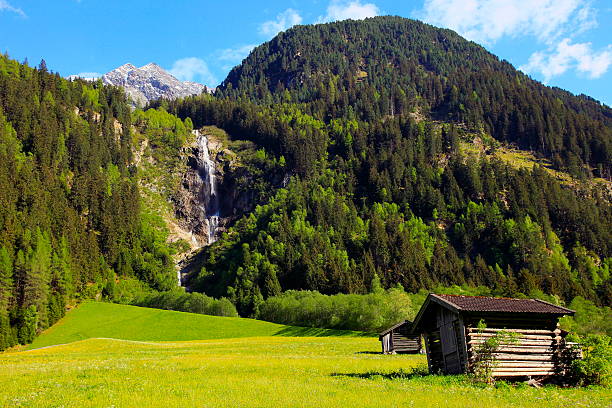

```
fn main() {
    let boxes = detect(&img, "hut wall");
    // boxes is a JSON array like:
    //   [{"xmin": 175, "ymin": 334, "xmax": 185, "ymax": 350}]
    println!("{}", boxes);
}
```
[
  {"xmin": 381, "ymin": 323, "xmax": 421, "ymax": 354},
  {"xmin": 381, "ymin": 333, "xmax": 392, "ymax": 353},
  {"xmin": 466, "ymin": 327, "xmax": 572, "ymax": 377},
  {"xmin": 391, "ymin": 330, "xmax": 421, "ymax": 353},
  {"xmin": 463, "ymin": 314, "xmax": 558, "ymax": 330},
  {"xmin": 438, "ymin": 307, "xmax": 464, "ymax": 374},
  {"xmin": 422, "ymin": 306, "xmax": 466, "ymax": 374}
]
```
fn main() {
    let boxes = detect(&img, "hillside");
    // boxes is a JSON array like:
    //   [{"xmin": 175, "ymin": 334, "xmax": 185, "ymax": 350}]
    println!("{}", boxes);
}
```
[
  {"xmin": 160, "ymin": 17, "xmax": 612, "ymax": 316},
  {"xmin": 1, "ymin": 16, "xmax": 611, "ymax": 349},
  {"xmin": 0, "ymin": 55, "xmax": 191, "ymax": 351},
  {"xmin": 26, "ymin": 302, "xmax": 363, "ymax": 349},
  {"xmin": 220, "ymin": 16, "xmax": 611, "ymax": 179}
]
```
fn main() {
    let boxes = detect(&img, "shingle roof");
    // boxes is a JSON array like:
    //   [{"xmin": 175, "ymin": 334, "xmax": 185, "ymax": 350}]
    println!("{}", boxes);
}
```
[
  {"xmin": 379, "ymin": 320, "xmax": 411, "ymax": 338},
  {"xmin": 432, "ymin": 294, "xmax": 574, "ymax": 315}
]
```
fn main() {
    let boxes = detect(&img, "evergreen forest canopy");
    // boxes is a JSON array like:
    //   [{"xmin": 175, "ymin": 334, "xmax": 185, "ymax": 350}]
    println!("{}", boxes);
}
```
[
  {"xmin": 220, "ymin": 16, "xmax": 611, "ymax": 180},
  {"xmin": 0, "ymin": 16, "xmax": 611, "ymax": 349},
  {"xmin": 157, "ymin": 16, "xmax": 612, "ymax": 316},
  {"xmin": 0, "ymin": 55, "xmax": 180, "ymax": 350}
]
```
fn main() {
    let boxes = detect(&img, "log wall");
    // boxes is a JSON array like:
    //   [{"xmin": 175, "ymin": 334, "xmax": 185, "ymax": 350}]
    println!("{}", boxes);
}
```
[
  {"xmin": 466, "ymin": 327, "xmax": 574, "ymax": 377},
  {"xmin": 391, "ymin": 332, "xmax": 421, "ymax": 353}
]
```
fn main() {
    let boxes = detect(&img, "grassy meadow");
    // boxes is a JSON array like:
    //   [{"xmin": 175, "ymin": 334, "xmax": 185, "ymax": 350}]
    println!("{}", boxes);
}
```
[
  {"xmin": 1, "ymin": 302, "xmax": 609, "ymax": 407},
  {"xmin": 24, "ymin": 302, "xmax": 361, "ymax": 350}
]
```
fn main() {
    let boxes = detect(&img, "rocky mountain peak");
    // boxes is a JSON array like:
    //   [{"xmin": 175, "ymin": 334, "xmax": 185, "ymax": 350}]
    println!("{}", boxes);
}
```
[{"xmin": 101, "ymin": 62, "xmax": 207, "ymax": 107}]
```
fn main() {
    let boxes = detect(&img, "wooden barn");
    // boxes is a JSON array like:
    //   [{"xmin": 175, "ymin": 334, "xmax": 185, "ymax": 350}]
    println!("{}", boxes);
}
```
[
  {"xmin": 379, "ymin": 320, "xmax": 421, "ymax": 354},
  {"xmin": 411, "ymin": 294, "xmax": 576, "ymax": 377}
]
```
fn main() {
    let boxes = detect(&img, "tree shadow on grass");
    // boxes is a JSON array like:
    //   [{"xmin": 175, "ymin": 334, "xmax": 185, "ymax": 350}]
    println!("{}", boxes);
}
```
[
  {"xmin": 332, "ymin": 367, "xmax": 429, "ymax": 381},
  {"xmin": 273, "ymin": 326, "xmax": 373, "ymax": 337}
]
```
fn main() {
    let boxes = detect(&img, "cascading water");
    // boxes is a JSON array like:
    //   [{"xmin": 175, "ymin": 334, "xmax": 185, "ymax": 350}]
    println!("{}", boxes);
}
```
[
  {"xmin": 176, "ymin": 130, "xmax": 222, "ymax": 288},
  {"xmin": 195, "ymin": 130, "xmax": 220, "ymax": 245}
]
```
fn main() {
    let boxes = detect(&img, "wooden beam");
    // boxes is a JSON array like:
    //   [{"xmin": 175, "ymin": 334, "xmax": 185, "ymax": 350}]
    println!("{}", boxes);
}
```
[
  {"xmin": 467, "ymin": 328, "xmax": 559, "ymax": 335},
  {"xmin": 495, "ymin": 361, "xmax": 556, "ymax": 368},
  {"xmin": 470, "ymin": 353, "xmax": 555, "ymax": 361},
  {"xmin": 492, "ymin": 371, "xmax": 555, "ymax": 377},
  {"xmin": 468, "ymin": 340, "xmax": 555, "ymax": 346},
  {"xmin": 468, "ymin": 333, "xmax": 558, "ymax": 340}
]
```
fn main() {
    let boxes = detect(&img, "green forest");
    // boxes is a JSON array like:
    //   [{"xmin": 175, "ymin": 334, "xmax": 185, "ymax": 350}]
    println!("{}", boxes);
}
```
[
  {"xmin": 0, "ymin": 55, "xmax": 178, "ymax": 350},
  {"xmin": 0, "ymin": 16, "xmax": 611, "ymax": 350},
  {"xmin": 157, "ymin": 17, "xmax": 611, "ymax": 316}
]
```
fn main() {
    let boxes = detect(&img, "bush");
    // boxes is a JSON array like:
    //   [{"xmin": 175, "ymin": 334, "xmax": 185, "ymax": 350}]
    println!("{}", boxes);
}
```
[
  {"xmin": 256, "ymin": 287, "xmax": 416, "ymax": 332},
  {"xmin": 133, "ymin": 290, "xmax": 238, "ymax": 318},
  {"xmin": 566, "ymin": 334, "xmax": 611, "ymax": 386},
  {"xmin": 470, "ymin": 329, "xmax": 519, "ymax": 385},
  {"xmin": 559, "ymin": 297, "xmax": 612, "ymax": 337}
]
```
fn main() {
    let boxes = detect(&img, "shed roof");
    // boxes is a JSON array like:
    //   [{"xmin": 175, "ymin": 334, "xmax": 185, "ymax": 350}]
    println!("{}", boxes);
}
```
[
  {"xmin": 378, "ymin": 320, "xmax": 412, "ymax": 338},
  {"xmin": 411, "ymin": 293, "xmax": 574, "ymax": 333},
  {"xmin": 432, "ymin": 294, "xmax": 575, "ymax": 314}
]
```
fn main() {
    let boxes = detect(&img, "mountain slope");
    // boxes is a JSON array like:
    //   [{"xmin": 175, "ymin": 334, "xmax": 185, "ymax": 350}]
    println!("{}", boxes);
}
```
[
  {"xmin": 0, "ymin": 56, "xmax": 182, "ymax": 351},
  {"xmin": 219, "ymin": 16, "xmax": 611, "ymax": 179},
  {"xmin": 102, "ymin": 63, "xmax": 207, "ymax": 106},
  {"xmin": 161, "ymin": 17, "xmax": 611, "ymax": 315}
]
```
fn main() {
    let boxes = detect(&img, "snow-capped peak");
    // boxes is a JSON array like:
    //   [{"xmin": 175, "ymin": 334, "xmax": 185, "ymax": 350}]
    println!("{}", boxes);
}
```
[{"xmin": 101, "ymin": 62, "xmax": 207, "ymax": 107}]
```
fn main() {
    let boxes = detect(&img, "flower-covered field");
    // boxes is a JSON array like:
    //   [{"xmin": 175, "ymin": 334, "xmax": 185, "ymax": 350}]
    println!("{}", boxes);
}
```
[{"xmin": 1, "ymin": 303, "xmax": 609, "ymax": 407}]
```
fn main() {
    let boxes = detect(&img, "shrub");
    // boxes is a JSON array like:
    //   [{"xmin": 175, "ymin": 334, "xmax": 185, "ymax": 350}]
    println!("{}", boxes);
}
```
[
  {"xmin": 256, "ymin": 288, "xmax": 416, "ymax": 332},
  {"xmin": 131, "ymin": 289, "xmax": 238, "ymax": 318},
  {"xmin": 470, "ymin": 329, "xmax": 519, "ymax": 385},
  {"xmin": 566, "ymin": 334, "xmax": 611, "ymax": 386}
]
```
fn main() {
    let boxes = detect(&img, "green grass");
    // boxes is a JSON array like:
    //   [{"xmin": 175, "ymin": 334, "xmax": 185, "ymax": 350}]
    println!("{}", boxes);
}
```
[
  {"xmin": 26, "ymin": 302, "xmax": 363, "ymax": 350},
  {"xmin": 460, "ymin": 137, "xmax": 611, "ymax": 190},
  {"xmin": 1, "ymin": 302, "xmax": 608, "ymax": 407},
  {"xmin": 2, "ymin": 337, "xmax": 609, "ymax": 407}
]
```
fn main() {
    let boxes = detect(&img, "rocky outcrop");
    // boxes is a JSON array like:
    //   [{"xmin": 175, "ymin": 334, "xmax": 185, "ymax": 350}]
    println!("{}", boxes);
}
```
[
  {"xmin": 174, "ymin": 130, "xmax": 260, "ymax": 247},
  {"xmin": 102, "ymin": 63, "xmax": 208, "ymax": 106},
  {"xmin": 174, "ymin": 130, "xmax": 219, "ymax": 247}
]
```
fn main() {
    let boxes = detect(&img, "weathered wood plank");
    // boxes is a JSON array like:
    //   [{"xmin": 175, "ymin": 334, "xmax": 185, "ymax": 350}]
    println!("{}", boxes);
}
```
[
  {"xmin": 468, "ymin": 333, "xmax": 559, "ymax": 340},
  {"xmin": 486, "ymin": 346, "xmax": 555, "ymax": 353},
  {"xmin": 468, "ymin": 339, "xmax": 555, "ymax": 346},
  {"xmin": 467, "ymin": 328, "xmax": 558, "ymax": 335},
  {"xmin": 493, "ymin": 366, "xmax": 557, "ymax": 372},
  {"xmin": 493, "ymin": 370, "xmax": 556, "ymax": 376},
  {"xmin": 471, "ymin": 353, "xmax": 555, "ymax": 361},
  {"xmin": 495, "ymin": 361, "xmax": 556, "ymax": 368}
]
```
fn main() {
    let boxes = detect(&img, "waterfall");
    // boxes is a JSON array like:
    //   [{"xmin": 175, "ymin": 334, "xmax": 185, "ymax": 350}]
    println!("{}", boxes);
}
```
[
  {"xmin": 177, "ymin": 130, "xmax": 221, "ymax": 288},
  {"xmin": 195, "ymin": 130, "xmax": 220, "ymax": 245}
]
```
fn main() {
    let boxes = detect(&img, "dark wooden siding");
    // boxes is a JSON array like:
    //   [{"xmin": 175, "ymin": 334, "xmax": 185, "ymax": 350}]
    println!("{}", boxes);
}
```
[{"xmin": 380, "ymin": 321, "xmax": 421, "ymax": 354}]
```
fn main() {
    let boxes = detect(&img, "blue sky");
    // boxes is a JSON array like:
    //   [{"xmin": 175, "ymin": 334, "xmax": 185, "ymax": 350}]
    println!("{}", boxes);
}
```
[{"xmin": 1, "ymin": 0, "xmax": 610, "ymax": 105}]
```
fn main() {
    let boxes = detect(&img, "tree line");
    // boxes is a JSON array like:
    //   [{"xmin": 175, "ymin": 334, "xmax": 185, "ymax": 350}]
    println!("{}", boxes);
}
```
[{"xmin": 0, "ymin": 55, "xmax": 178, "ymax": 350}]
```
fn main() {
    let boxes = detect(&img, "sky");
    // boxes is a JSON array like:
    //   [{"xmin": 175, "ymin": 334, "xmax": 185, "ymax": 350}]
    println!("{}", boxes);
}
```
[{"xmin": 1, "ymin": 0, "xmax": 611, "ymax": 105}]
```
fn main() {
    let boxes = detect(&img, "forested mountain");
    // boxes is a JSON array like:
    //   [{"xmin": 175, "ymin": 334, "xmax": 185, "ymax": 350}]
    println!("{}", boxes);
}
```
[
  {"xmin": 0, "ymin": 55, "xmax": 178, "ymax": 350},
  {"xmin": 1, "ymin": 16, "xmax": 611, "ymax": 348},
  {"xmin": 158, "ymin": 17, "xmax": 611, "ymax": 316},
  {"xmin": 220, "ymin": 16, "xmax": 611, "ymax": 180}
]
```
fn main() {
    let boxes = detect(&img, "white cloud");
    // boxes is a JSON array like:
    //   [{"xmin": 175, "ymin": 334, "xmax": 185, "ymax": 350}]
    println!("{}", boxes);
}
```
[
  {"xmin": 0, "ymin": 0, "xmax": 25, "ymax": 16},
  {"xmin": 169, "ymin": 57, "xmax": 218, "ymax": 86},
  {"xmin": 259, "ymin": 9, "xmax": 302, "ymax": 37},
  {"xmin": 318, "ymin": 0, "xmax": 380, "ymax": 23},
  {"xmin": 415, "ymin": 0, "xmax": 610, "ymax": 81},
  {"xmin": 416, "ymin": 0, "xmax": 593, "ymax": 45},
  {"xmin": 218, "ymin": 44, "xmax": 257, "ymax": 63},
  {"xmin": 520, "ymin": 39, "xmax": 612, "ymax": 82}
]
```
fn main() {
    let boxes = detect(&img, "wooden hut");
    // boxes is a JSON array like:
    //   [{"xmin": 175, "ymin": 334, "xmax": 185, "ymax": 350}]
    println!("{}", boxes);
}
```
[
  {"xmin": 379, "ymin": 320, "xmax": 421, "ymax": 354},
  {"xmin": 411, "ymin": 294, "xmax": 576, "ymax": 377}
]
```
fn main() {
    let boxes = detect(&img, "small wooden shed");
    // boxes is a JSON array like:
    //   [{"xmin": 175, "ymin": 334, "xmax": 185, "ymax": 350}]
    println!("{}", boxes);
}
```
[
  {"xmin": 379, "ymin": 320, "xmax": 421, "ymax": 354},
  {"xmin": 411, "ymin": 294, "xmax": 576, "ymax": 377}
]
